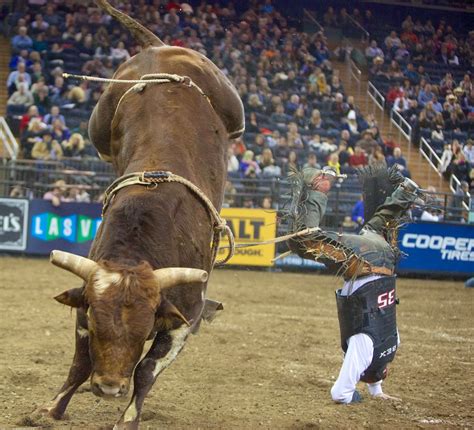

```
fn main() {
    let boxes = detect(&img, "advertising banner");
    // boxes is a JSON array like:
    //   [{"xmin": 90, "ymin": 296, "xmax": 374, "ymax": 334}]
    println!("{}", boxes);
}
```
[
  {"xmin": 216, "ymin": 208, "xmax": 277, "ymax": 267},
  {"xmin": 0, "ymin": 198, "xmax": 29, "ymax": 251},
  {"xmin": 26, "ymin": 199, "xmax": 102, "ymax": 256},
  {"xmin": 397, "ymin": 222, "xmax": 474, "ymax": 275}
]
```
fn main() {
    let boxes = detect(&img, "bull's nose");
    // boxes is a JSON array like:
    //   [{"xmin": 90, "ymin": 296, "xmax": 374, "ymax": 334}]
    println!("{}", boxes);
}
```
[{"xmin": 91, "ymin": 377, "xmax": 129, "ymax": 398}]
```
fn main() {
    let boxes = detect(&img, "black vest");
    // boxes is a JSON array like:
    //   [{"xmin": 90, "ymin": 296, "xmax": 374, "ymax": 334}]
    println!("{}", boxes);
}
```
[{"xmin": 336, "ymin": 276, "xmax": 398, "ymax": 382}]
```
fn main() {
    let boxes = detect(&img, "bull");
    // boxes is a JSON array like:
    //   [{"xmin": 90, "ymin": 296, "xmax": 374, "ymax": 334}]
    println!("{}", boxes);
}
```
[{"xmin": 32, "ymin": 1, "xmax": 244, "ymax": 428}]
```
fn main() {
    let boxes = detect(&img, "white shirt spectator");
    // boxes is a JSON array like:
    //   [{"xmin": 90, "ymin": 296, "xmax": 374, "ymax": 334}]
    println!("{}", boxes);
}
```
[
  {"xmin": 393, "ymin": 96, "xmax": 409, "ymax": 112},
  {"xmin": 463, "ymin": 142, "xmax": 474, "ymax": 164},
  {"xmin": 227, "ymin": 154, "xmax": 239, "ymax": 173},
  {"xmin": 420, "ymin": 210, "xmax": 440, "ymax": 222},
  {"xmin": 7, "ymin": 84, "xmax": 34, "ymax": 106}
]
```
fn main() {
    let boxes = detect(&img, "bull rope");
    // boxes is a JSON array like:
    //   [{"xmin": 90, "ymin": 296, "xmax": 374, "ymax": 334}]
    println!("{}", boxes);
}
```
[
  {"xmin": 62, "ymin": 72, "xmax": 245, "ymax": 138},
  {"xmin": 102, "ymin": 171, "xmax": 235, "ymax": 267}
]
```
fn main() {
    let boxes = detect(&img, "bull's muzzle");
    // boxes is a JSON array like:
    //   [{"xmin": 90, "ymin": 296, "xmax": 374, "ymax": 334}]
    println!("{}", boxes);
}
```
[{"xmin": 91, "ymin": 374, "xmax": 130, "ymax": 398}]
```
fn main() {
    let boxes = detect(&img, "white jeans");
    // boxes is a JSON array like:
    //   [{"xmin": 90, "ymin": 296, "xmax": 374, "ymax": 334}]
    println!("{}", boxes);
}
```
[
  {"xmin": 331, "ymin": 275, "xmax": 385, "ymax": 404},
  {"xmin": 331, "ymin": 333, "xmax": 383, "ymax": 403}
]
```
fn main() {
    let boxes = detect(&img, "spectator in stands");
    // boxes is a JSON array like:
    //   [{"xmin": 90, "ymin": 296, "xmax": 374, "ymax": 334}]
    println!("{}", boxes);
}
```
[
  {"xmin": 337, "ymin": 141, "xmax": 351, "ymax": 168},
  {"xmin": 68, "ymin": 186, "xmax": 91, "ymax": 203},
  {"xmin": 303, "ymin": 152, "xmax": 321, "ymax": 170},
  {"xmin": 307, "ymin": 109, "xmax": 324, "ymax": 131},
  {"xmin": 450, "ymin": 181, "xmax": 470, "ymax": 221},
  {"xmin": 9, "ymin": 49, "xmax": 30, "ymax": 70},
  {"xmin": 418, "ymin": 83, "xmax": 435, "ymax": 106},
  {"xmin": 227, "ymin": 147, "xmax": 239, "ymax": 174},
  {"xmin": 293, "ymin": 106, "xmax": 307, "ymax": 129},
  {"xmin": 365, "ymin": 40, "xmax": 384, "ymax": 62},
  {"xmin": 393, "ymin": 93, "xmax": 409, "ymax": 113},
  {"xmin": 330, "ymin": 93, "xmax": 347, "ymax": 120},
  {"xmin": 287, "ymin": 123, "xmax": 304, "ymax": 149},
  {"xmin": 260, "ymin": 196, "xmax": 273, "ymax": 210},
  {"xmin": 11, "ymin": 26, "xmax": 33, "ymax": 53},
  {"xmin": 43, "ymin": 105, "xmax": 66, "ymax": 127},
  {"xmin": 49, "ymin": 76, "xmax": 68, "ymax": 106},
  {"xmin": 284, "ymin": 150, "xmax": 300, "ymax": 174},
  {"xmin": 32, "ymin": 131, "xmax": 63, "ymax": 161},
  {"xmin": 394, "ymin": 44, "xmax": 410, "ymax": 64},
  {"xmin": 459, "ymin": 74, "xmax": 472, "ymax": 94},
  {"xmin": 19, "ymin": 104, "xmax": 41, "ymax": 135},
  {"xmin": 246, "ymin": 112, "xmax": 260, "ymax": 134},
  {"xmin": 387, "ymin": 147, "xmax": 411, "ymax": 178},
  {"xmin": 7, "ymin": 62, "xmax": 31, "ymax": 95},
  {"xmin": 327, "ymin": 152, "xmax": 341, "ymax": 175},
  {"xmin": 7, "ymin": 83, "xmax": 34, "ymax": 112},
  {"xmin": 351, "ymin": 196, "xmax": 364, "ymax": 226},
  {"xmin": 349, "ymin": 145, "xmax": 368, "ymax": 168},
  {"xmin": 285, "ymin": 94, "xmax": 300, "ymax": 116},
  {"xmin": 463, "ymin": 139, "xmax": 474, "ymax": 165},
  {"xmin": 368, "ymin": 146, "xmax": 387, "ymax": 168},
  {"xmin": 21, "ymin": 117, "xmax": 47, "ymax": 159},
  {"xmin": 63, "ymin": 133, "xmax": 86, "ymax": 158},
  {"xmin": 431, "ymin": 123, "xmax": 445, "ymax": 143},
  {"xmin": 338, "ymin": 129, "xmax": 351, "ymax": 148},
  {"xmin": 50, "ymin": 119, "xmax": 70, "ymax": 145},
  {"xmin": 111, "ymin": 41, "xmax": 131, "ymax": 65},
  {"xmin": 10, "ymin": 185, "xmax": 26, "ymax": 198},
  {"xmin": 31, "ymin": 14, "xmax": 49, "ymax": 34},
  {"xmin": 356, "ymin": 130, "xmax": 378, "ymax": 154},
  {"xmin": 420, "ymin": 207, "xmax": 441, "ymax": 222},
  {"xmin": 343, "ymin": 110, "xmax": 361, "ymax": 137},
  {"xmin": 451, "ymin": 152, "xmax": 472, "ymax": 187},
  {"xmin": 271, "ymin": 104, "xmax": 292, "ymax": 127},
  {"xmin": 223, "ymin": 180, "xmax": 236, "ymax": 208},
  {"xmin": 239, "ymin": 150, "xmax": 260, "ymax": 176},
  {"xmin": 387, "ymin": 60, "xmax": 403, "ymax": 79},
  {"xmin": 404, "ymin": 63, "xmax": 418, "ymax": 83},
  {"xmin": 43, "ymin": 179, "xmax": 68, "ymax": 207},
  {"xmin": 385, "ymin": 31, "xmax": 402, "ymax": 49}
]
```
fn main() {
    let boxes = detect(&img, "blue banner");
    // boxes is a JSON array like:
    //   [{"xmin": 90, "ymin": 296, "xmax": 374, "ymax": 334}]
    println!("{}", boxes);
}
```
[
  {"xmin": 397, "ymin": 222, "xmax": 474, "ymax": 275},
  {"xmin": 26, "ymin": 199, "xmax": 102, "ymax": 256}
]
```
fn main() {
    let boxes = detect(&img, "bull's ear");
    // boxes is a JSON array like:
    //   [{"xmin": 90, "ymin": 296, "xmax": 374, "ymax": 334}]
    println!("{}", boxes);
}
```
[
  {"xmin": 54, "ymin": 288, "xmax": 86, "ymax": 308},
  {"xmin": 156, "ymin": 298, "xmax": 190, "ymax": 327}
]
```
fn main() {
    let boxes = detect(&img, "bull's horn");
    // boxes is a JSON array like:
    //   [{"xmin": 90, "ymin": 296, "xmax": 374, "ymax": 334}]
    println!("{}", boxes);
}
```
[
  {"xmin": 50, "ymin": 250, "xmax": 98, "ymax": 281},
  {"xmin": 153, "ymin": 268, "xmax": 208, "ymax": 290}
]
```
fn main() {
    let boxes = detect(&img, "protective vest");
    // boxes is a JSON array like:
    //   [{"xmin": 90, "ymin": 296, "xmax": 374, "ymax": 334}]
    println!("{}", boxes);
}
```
[{"xmin": 336, "ymin": 276, "xmax": 398, "ymax": 382}]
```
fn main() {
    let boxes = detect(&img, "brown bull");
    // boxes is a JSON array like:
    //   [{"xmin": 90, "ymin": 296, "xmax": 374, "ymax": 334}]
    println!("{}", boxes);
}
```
[{"xmin": 32, "ymin": 1, "xmax": 244, "ymax": 428}]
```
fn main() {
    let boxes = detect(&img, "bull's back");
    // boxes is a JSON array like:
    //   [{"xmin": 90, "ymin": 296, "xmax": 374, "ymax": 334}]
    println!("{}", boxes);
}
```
[{"xmin": 89, "ymin": 46, "xmax": 244, "ymax": 163}]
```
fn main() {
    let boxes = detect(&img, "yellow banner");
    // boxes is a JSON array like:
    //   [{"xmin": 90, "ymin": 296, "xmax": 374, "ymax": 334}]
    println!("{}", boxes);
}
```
[{"xmin": 217, "ymin": 208, "xmax": 277, "ymax": 267}]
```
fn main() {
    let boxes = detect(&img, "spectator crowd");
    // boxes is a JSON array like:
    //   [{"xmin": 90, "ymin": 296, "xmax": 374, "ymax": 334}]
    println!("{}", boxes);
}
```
[
  {"xmin": 363, "ymin": 12, "xmax": 473, "ymax": 191},
  {"xmin": 3, "ymin": 1, "xmax": 471, "ymax": 212}
]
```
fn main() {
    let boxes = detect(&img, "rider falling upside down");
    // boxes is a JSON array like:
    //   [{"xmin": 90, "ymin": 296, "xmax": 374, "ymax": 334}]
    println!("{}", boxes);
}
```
[{"xmin": 286, "ymin": 165, "xmax": 427, "ymax": 403}]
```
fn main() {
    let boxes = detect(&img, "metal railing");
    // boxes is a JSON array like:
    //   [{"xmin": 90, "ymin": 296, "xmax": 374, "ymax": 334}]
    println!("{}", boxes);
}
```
[
  {"xmin": 0, "ymin": 158, "xmax": 469, "ymax": 224},
  {"xmin": 346, "ymin": 13, "xmax": 369, "ymax": 42},
  {"xmin": 419, "ymin": 137, "xmax": 442, "ymax": 176},
  {"xmin": 0, "ymin": 117, "xmax": 19, "ymax": 160},
  {"xmin": 449, "ymin": 174, "xmax": 471, "ymax": 212},
  {"xmin": 389, "ymin": 109, "xmax": 412, "ymax": 145},
  {"xmin": 303, "ymin": 8, "xmax": 324, "ymax": 33},
  {"xmin": 367, "ymin": 81, "xmax": 385, "ymax": 129},
  {"xmin": 348, "ymin": 60, "xmax": 362, "ymax": 99}
]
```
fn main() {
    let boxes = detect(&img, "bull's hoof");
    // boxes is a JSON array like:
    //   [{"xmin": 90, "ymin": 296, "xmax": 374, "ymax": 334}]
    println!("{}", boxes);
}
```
[{"xmin": 21, "ymin": 406, "xmax": 66, "ymax": 427}]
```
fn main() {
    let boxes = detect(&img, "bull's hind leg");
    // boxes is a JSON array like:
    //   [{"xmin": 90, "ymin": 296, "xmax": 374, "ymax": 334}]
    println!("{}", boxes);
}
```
[
  {"xmin": 32, "ymin": 311, "xmax": 91, "ymax": 420},
  {"xmin": 114, "ymin": 324, "xmax": 190, "ymax": 430}
]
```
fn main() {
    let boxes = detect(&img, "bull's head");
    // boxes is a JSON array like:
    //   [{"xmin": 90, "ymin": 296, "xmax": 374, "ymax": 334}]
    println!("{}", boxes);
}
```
[{"xmin": 50, "ymin": 250, "xmax": 207, "ymax": 398}]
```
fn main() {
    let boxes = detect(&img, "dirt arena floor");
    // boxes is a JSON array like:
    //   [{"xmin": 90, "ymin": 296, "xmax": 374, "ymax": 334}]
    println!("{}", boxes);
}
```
[{"xmin": 0, "ymin": 257, "xmax": 472, "ymax": 429}]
